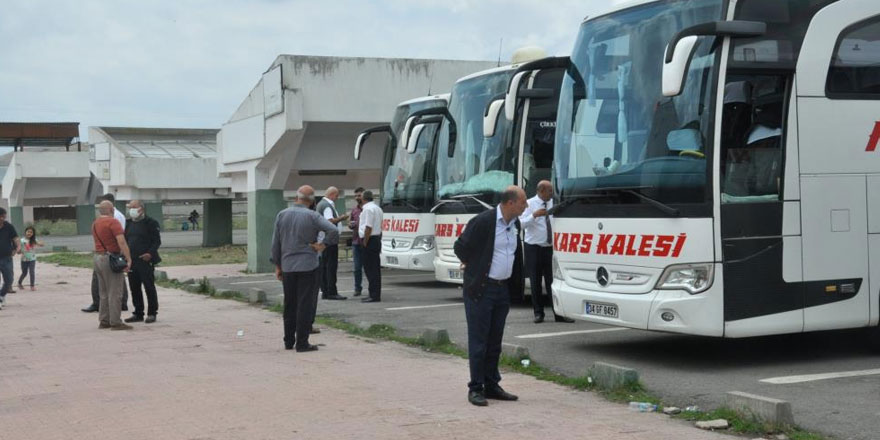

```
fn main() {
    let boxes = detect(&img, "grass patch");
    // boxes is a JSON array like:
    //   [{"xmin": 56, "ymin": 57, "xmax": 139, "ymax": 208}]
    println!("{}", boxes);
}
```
[
  {"xmin": 674, "ymin": 408, "xmax": 830, "ymax": 440},
  {"xmin": 34, "ymin": 219, "xmax": 78, "ymax": 236},
  {"xmin": 41, "ymin": 246, "xmax": 246, "ymax": 268}
]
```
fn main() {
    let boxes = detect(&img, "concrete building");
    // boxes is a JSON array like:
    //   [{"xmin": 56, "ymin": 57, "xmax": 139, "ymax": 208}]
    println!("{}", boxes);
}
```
[
  {"xmin": 89, "ymin": 127, "xmax": 235, "ymax": 246},
  {"xmin": 219, "ymin": 55, "xmax": 497, "ymax": 272},
  {"xmin": 0, "ymin": 122, "xmax": 99, "ymax": 233}
]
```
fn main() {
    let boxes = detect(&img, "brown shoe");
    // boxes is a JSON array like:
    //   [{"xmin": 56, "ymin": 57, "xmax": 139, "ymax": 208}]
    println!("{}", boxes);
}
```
[
  {"xmin": 110, "ymin": 323, "xmax": 133, "ymax": 331},
  {"xmin": 98, "ymin": 322, "xmax": 111, "ymax": 329}
]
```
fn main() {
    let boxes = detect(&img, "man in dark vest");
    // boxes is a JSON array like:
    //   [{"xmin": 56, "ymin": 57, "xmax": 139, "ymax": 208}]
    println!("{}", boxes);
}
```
[
  {"xmin": 454, "ymin": 185, "xmax": 527, "ymax": 406},
  {"xmin": 316, "ymin": 187, "xmax": 349, "ymax": 300}
]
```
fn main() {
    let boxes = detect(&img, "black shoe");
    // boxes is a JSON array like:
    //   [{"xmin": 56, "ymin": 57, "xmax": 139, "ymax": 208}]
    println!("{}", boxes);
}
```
[
  {"xmin": 322, "ymin": 295, "xmax": 347, "ymax": 300},
  {"xmin": 485, "ymin": 385, "xmax": 518, "ymax": 401},
  {"xmin": 468, "ymin": 390, "xmax": 488, "ymax": 407},
  {"xmin": 533, "ymin": 314, "xmax": 545, "ymax": 324},
  {"xmin": 145, "ymin": 315, "xmax": 157, "ymax": 324},
  {"xmin": 285, "ymin": 344, "xmax": 294, "ymax": 350},
  {"xmin": 554, "ymin": 315, "xmax": 575, "ymax": 323},
  {"xmin": 81, "ymin": 305, "xmax": 99, "ymax": 313},
  {"xmin": 361, "ymin": 297, "xmax": 380, "ymax": 303},
  {"xmin": 353, "ymin": 291, "xmax": 362, "ymax": 297},
  {"xmin": 295, "ymin": 344, "xmax": 319, "ymax": 353},
  {"xmin": 124, "ymin": 315, "xmax": 144, "ymax": 323},
  {"xmin": 309, "ymin": 327, "xmax": 321, "ymax": 334}
]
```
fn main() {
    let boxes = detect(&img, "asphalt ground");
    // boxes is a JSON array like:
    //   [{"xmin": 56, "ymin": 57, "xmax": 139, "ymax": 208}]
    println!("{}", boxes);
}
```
[{"xmin": 211, "ymin": 265, "xmax": 880, "ymax": 440}]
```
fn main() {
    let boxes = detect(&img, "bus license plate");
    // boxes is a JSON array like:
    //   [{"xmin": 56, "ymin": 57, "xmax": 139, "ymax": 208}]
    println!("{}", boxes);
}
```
[
  {"xmin": 585, "ymin": 302, "xmax": 618, "ymax": 318},
  {"xmin": 448, "ymin": 269, "xmax": 462, "ymax": 280},
  {"xmin": 386, "ymin": 256, "xmax": 399, "ymax": 265}
]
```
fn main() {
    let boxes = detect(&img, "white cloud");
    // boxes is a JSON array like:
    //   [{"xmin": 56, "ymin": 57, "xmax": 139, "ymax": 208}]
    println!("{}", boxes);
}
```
[{"xmin": 0, "ymin": 0, "xmax": 605, "ymax": 139}]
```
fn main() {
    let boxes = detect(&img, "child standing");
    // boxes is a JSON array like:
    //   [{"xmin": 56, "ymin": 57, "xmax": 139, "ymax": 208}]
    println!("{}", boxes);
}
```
[{"xmin": 18, "ymin": 226, "xmax": 42, "ymax": 291}]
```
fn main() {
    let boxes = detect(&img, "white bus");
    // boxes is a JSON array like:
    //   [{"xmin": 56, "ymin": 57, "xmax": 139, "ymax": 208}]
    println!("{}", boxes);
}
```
[
  {"xmin": 404, "ymin": 51, "xmax": 567, "ymax": 291},
  {"xmin": 550, "ymin": 0, "xmax": 880, "ymax": 337},
  {"xmin": 354, "ymin": 95, "xmax": 449, "ymax": 271}
]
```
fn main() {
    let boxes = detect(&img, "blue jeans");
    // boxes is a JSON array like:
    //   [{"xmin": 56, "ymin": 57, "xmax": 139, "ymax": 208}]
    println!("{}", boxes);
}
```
[
  {"xmin": 0, "ymin": 257, "xmax": 13, "ymax": 298},
  {"xmin": 352, "ymin": 244, "xmax": 364, "ymax": 293},
  {"xmin": 464, "ymin": 283, "xmax": 510, "ymax": 392}
]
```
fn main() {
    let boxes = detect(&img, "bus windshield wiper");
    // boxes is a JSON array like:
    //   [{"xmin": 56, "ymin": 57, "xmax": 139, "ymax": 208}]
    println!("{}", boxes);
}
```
[{"xmin": 551, "ymin": 185, "xmax": 680, "ymax": 217}]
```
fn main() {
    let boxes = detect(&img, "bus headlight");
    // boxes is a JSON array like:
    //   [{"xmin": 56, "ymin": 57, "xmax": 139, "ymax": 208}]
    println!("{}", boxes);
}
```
[
  {"xmin": 552, "ymin": 256, "xmax": 563, "ymax": 280},
  {"xmin": 411, "ymin": 235, "xmax": 435, "ymax": 251},
  {"xmin": 655, "ymin": 263, "xmax": 714, "ymax": 294}
]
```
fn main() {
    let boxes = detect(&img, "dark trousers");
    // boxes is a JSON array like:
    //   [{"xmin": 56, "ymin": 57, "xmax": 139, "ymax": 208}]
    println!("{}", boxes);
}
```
[
  {"xmin": 364, "ymin": 237, "xmax": 382, "ymax": 300},
  {"xmin": 352, "ymin": 243, "xmax": 364, "ymax": 293},
  {"xmin": 464, "ymin": 283, "xmax": 510, "ymax": 392},
  {"xmin": 91, "ymin": 270, "xmax": 129, "ymax": 309},
  {"xmin": 525, "ymin": 244, "xmax": 554, "ymax": 317},
  {"xmin": 282, "ymin": 269, "xmax": 319, "ymax": 349},
  {"xmin": 319, "ymin": 244, "xmax": 339, "ymax": 297},
  {"xmin": 18, "ymin": 260, "xmax": 35, "ymax": 287},
  {"xmin": 128, "ymin": 259, "xmax": 158, "ymax": 317},
  {"xmin": 0, "ymin": 257, "xmax": 13, "ymax": 298}
]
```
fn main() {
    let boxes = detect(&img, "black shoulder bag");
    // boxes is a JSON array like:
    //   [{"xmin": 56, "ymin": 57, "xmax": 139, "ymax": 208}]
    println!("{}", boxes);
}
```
[{"xmin": 93, "ymin": 224, "xmax": 127, "ymax": 273}]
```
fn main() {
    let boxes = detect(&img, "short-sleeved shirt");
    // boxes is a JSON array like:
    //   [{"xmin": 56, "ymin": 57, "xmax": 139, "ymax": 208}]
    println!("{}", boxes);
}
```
[
  {"xmin": 0, "ymin": 222, "xmax": 18, "ymax": 258},
  {"xmin": 359, "ymin": 202, "xmax": 384, "ymax": 239},
  {"xmin": 93, "ymin": 217, "xmax": 124, "ymax": 253}
]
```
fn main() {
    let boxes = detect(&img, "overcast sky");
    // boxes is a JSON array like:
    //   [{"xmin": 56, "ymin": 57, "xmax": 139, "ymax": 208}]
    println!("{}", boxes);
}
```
[{"xmin": 0, "ymin": 1, "xmax": 615, "ymax": 141}]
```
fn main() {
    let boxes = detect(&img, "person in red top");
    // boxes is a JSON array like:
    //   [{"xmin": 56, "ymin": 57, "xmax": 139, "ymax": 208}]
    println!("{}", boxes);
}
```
[{"xmin": 92, "ymin": 201, "xmax": 133, "ymax": 330}]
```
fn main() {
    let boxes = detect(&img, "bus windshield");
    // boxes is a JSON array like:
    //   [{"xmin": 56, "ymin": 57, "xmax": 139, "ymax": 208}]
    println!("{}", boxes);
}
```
[
  {"xmin": 554, "ymin": 0, "xmax": 724, "ymax": 212},
  {"xmin": 381, "ymin": 98, "xmax": 447, "ymax": 211},
  {"xmin": 436, "ymin": 69, "xmax": 516, "ymax": 204}
]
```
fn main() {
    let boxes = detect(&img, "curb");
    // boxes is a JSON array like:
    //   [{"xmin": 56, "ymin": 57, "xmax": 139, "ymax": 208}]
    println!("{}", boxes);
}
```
[
  {"xmin": 724, "ymin": 391, "xmax": 794, "ymax": 426},
  {"xmin": 589, "ymin": 362, "xmax": 639, "ymax": 390}
]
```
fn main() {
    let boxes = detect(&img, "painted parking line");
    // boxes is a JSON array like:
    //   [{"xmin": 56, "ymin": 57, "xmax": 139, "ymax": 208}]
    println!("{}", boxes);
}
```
[
  {"xmin": 515, "ymin": 328, "xmax": 629, "ymax": 339},
  {"xmin": 760, "ymin": 368, "xmax": 880, "ymax": 385},
  {"xmin": 385, "ymin": 303, "xmax": 462, "ymax": 311}
]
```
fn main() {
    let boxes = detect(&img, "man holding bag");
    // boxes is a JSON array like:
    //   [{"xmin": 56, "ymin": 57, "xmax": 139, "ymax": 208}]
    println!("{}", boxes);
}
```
[{"xmin": 92, "ymin": 201, "xmax": 133, "ymax": 330}]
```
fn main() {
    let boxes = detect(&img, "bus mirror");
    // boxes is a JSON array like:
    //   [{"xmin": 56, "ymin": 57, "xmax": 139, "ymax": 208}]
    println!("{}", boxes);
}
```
[
  {"xmin": 662, "ymin": 36, "xmax": 698, "ymax": 97},
  {"xmin": 663, "ymin": 20, "xmax": 766, "ymax": 97},
  {"xmin": 406, "ymin": 124, "xmax": 427, "ymax": 154},
  {"xmin": 399, "ymin": 116, "xmax": 419, "ymax": 150},
  {"xmin": 505, "ymin": 71, "xmax": 528, "ymax": 121},
  {"xmin": 483, "ymin": 99, "xmax": 504, "ymax": 138},
  {"xmin": 354, "ymin": 125, "xmax": 393, "ymax": 160}
]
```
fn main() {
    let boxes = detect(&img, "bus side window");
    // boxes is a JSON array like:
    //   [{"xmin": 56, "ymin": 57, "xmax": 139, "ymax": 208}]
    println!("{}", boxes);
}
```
[{"xmin": 827, "ymin": 17, "xmax": 880, "ymax": 99}]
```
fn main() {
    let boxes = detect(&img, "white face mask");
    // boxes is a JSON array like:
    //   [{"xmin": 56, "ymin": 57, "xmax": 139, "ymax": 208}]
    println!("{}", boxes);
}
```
[{"xmin": 129, "ymin": 208, "xmax": 141, "ymax": 219}]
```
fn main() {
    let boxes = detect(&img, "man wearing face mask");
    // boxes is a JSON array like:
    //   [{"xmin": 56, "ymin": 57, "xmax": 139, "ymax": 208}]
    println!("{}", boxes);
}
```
[{"xmin": 123, "ymin": 200, "xmax": 162, "ymax": 324}]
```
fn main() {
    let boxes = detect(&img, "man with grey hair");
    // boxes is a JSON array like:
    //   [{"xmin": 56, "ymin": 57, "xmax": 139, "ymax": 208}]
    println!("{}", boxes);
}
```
[
  {"xmin": 124, "ymin": 200, "xmax": 162, "ymax": 324},
  {"xmin": 82, "ymin": 193, "xmax": 129, "ymax": 313},
  {"xmin": 316, "ymin": 186, "xmax": 349, "ymax": 301},
  {"xmin": 271, "ymin": 185, "xmax": 339, "ymax": 352},
  {"xmin": 93, "ymin": 200, "xmax": 133, "ymax": 330}
]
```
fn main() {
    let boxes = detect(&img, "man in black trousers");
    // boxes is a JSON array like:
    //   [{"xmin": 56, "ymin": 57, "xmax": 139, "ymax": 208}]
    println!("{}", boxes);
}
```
[
  {"xmin": 123, "ymin": 200, "xmax": 162, "ymax": 324},
  {"xmin": 271, "ymin": 185, "xmax": 339, "ymax": 352},
  {"xmin": 359, "ymin": 190, "xmax": 384, "ymax": 303},
  {"xmin": 454, "ymin": 185, "xmax": 527, "ymax": 406},
  {"xmin": 520, "ymin": 180, "xmax": 574, "ymax": 324}
]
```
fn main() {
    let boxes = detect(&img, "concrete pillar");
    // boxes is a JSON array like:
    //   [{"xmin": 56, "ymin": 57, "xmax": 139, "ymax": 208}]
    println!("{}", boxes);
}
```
[
  {"xmin": 247, "ymin": 190, "xmax": 286, "ymax": 273},
  {"xmin": 144, "ymin": 202, "xmax": 163, "ymax": 231},
  {"xmin": 76, "ymin": 205, "xmax": 96, "ymax": 235},
  {"xmin": 202, "ymin": 199, "xmax": 232, "ymax": 247},
  {"xmin": 23, "ymin": 207, "xmax": 34, "ymax": 225},
  {"xmin": 9, "ymin": 206, "xmax": 24, "ymax": 233}
]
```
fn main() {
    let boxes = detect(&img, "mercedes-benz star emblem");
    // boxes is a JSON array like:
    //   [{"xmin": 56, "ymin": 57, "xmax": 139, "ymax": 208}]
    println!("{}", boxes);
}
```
[
  {"xmin": 596, "ymin": 267, "xmax": 610, "ymax": 287},
  {"xmin": 391, "ymin": 239, "xmax": 397, "ymax": 249}
]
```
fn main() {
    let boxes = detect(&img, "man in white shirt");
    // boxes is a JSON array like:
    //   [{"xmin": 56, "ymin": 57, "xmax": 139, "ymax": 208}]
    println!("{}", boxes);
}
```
[
  {"xmin": 358, "ymin": 190, "xmax": 383, "ymax": 303},
  {"xmin": 82, "ymin": 193, "xmax": 130, "ymax": 313},
  {"xmin": 316, "ymin": 187, "xmax": 349, "ymax": 301},
  {"xmin": 519, "ymin": 181, "xmax": 572, "ymax": 323}
]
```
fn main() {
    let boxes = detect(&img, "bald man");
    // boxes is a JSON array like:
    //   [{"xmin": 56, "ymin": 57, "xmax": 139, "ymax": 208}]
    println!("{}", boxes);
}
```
[
  {"xmin": 454, "ymin": 185, "xmax": 527, "ymax": 406},
  {"xmin": 271, "ymin": 185, "xmax": 339, "ymax": 352},
  {"xmin": 93, "ymin": 201, "xmax": 133, "ymax": 330},
  {"xmin": 520, "ymin": 181, "xmax": 574, "ymax": 324},
  {"xmin": 316, "ymin": 186, "xmax": 349, "ymax": 300}
]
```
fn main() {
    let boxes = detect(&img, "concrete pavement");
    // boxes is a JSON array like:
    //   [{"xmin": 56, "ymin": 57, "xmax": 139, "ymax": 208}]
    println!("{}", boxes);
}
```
[{"xmin": 0, "ymin": 262, "xmax": 727, "ymax": 440}]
